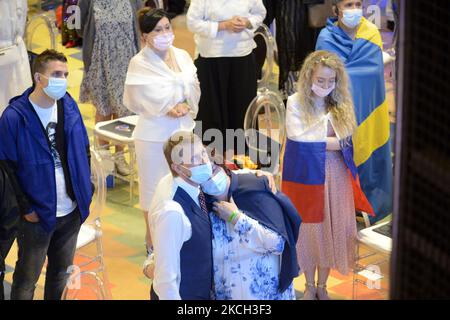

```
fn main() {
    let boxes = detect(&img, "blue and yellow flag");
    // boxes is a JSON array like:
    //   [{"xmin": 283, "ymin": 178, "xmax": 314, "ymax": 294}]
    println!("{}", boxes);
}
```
[{"xmin": 316, "ymin": 17, "xmax": 393, "ymax": 222}]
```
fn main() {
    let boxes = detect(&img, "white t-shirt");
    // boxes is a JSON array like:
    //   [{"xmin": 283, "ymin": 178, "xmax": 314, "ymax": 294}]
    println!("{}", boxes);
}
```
[{"xmin": 29, "ymin": 98, "xmax": 77, "ymax": 217}]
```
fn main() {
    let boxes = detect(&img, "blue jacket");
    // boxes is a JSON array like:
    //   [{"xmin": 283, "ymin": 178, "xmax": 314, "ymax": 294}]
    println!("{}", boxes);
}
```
[{"xmin": 0, "ymin": 88, "xmax": 92, "ymax": 232}]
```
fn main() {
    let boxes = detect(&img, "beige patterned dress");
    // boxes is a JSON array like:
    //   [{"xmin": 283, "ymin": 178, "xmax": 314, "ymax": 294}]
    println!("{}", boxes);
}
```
[
  {"xmin": 79, "ymin": 0, "xmax": 137, "ymax": 117},
  {"xmin": 296, "ymin": 122, "xmax": 357, "ymax": 275}
]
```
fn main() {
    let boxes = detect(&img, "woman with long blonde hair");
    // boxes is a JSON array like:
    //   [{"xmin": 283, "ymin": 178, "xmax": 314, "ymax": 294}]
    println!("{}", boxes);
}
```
[{"xmin": 282, "ymin": 50, "xmax": 365, "ymax": 300}]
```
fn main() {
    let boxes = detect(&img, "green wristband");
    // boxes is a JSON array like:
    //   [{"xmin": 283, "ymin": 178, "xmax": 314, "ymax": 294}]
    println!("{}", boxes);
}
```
[{"xmin": 228, "ymin": 211, "xmax": 238, "ymax": 223}]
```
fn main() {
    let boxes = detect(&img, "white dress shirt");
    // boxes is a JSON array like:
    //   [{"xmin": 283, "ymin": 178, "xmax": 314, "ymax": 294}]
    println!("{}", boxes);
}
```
[
  {"xmin": 148, "ymin": 175, "xmax": 200, "ymax": 300},
  {"xmin": 186, "ymin": 0, "xmax": 266, "ymax": 58},
  {"xmin": 123, "ymin": 46, "xmax": 200, "ymax": 142},
  {"xmin": 286, "ymin": 93, "xmax": 343, "ymax": 142}
]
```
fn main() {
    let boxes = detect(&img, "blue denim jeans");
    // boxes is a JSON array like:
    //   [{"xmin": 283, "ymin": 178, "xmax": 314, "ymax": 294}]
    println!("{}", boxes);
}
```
[{"xmin": 10, "ymin": 209, "xmax": 81, "ymax": 300}]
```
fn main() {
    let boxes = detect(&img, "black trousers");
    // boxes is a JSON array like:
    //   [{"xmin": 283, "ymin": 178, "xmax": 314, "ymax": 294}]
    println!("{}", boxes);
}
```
[
  {"xmin": 10, "ymin": 209, "xmax": 81, "ymax": 300},
  {"xmin": 194, "ymin": 53, "xmax": 257, "ymax": 153},
  {"xmin": 150, "ymin": 285, "xmax": 159, "ymax": 300}
]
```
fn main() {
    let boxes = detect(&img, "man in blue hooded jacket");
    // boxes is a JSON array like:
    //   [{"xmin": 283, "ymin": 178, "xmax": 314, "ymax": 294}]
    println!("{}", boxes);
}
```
[{"xmin": 0, "ymin": 49, "xmax": 92, "ymax": 300}]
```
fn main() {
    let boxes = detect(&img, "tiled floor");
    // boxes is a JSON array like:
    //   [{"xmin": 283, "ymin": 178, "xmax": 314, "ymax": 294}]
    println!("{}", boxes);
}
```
[{"xmin": 3, "ymin": 9, "xmax": 393, "ymax": 300}]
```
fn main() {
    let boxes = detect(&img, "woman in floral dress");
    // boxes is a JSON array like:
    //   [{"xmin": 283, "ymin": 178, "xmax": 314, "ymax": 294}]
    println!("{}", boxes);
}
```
[
  {"xmin": 78, "ymin": 0, "xmax": 142, "ymax": 175},
  {"xmin": 203, "ymin": 165, "xmax": 301, "ymax": 300}
]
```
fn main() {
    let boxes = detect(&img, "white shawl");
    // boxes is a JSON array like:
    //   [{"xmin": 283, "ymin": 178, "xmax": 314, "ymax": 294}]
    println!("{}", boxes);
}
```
[{"xmin": 123, "ymin": 46, "xmax": 200, "ymax": 141}]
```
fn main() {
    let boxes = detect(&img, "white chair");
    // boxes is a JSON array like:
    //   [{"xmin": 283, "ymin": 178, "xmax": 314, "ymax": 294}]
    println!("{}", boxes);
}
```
[
  {"xmin": 352, "ymin": 220, "xmax": 392, "ymax": 300},
  {"xmin": 254, "ymin": 24, "xmax": 278, "ymax": 90},
  {"xmin": 25, "ymin": 12, "xmax": 59, "ymax": 51},
  {"xmin": 244, "ymin": 88, "xmax": 286, "ymax": 188},
  {"xmin": 61, "ymin": 149, "xmax": 111, "ymax": 300}
]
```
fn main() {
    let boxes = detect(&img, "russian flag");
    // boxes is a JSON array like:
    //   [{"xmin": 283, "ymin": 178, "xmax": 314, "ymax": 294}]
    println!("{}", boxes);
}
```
[
  {"xmin": 282, "ymin": 138, "xmax": 374, "ymax": 223},
  {"xmin": 282, "ymin": 140, "xmax": 327, "ymax": 223}
]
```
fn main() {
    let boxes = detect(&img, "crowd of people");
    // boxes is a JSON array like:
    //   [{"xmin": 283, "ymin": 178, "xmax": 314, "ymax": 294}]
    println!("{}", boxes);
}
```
[{"xmin": 0, "ymin": 0, "xmax": 393, "ymax": 300}]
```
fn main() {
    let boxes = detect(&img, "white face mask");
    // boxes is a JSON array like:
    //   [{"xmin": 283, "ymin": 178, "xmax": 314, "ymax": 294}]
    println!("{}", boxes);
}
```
[
  {"xmin": 312, "ymin": 83, "xmax": 335, "ymax": 98},
  {"xmin": 152, "ymin": 33, "xmax": 175, "ymax": 51},
  {"xmin": 341, "ymin": 8, "xmax": 363, "ymax": 29},
  {"xmin": 186, "ymin": 162, "xmax": 213, "ymax": 185},
  {"xmin": 201, "ymin": 168, "xmax": 228, "ymax": 196},
  {"xmin": 40, "ymin": 74, "xmax": 67, "ymax": 100}
]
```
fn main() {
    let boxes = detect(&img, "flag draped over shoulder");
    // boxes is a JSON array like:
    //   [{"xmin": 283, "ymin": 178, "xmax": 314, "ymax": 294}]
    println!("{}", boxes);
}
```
[
  {"xmin": 282, "ymin": 138, "xmax": 374, "ymax": 223},
  {"xmin": 315, "ymin": 17, "xmax": 393, "ymax": 222}
]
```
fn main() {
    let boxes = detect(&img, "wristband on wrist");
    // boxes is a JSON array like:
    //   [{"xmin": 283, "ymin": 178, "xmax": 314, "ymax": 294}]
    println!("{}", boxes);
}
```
[
  {"xmin": 227, "ymin": 211, "xmax": 236, "ymax": 223},
  {"xmin": 228, "ymin": 210, "xmax": 239, "ymax": 223},
  {"xmin": 228, "ymin": 210, "xmax": 241, "ymax": 224}
]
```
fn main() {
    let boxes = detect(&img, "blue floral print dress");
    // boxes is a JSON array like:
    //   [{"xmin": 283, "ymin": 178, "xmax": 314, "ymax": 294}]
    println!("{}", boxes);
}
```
[{"xmin": 210, "ymin": 206, "xmax": 296, "ymax": 300}]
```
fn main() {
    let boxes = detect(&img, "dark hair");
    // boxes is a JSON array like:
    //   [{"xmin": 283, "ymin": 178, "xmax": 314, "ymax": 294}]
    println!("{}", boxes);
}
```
[
  {"xmin": 32, "ymin": 49, "xmax": 67, "ymax": 77},
  {"xmin": 137, "ymin": 8, "xmax": 170, "ymax": 34}
]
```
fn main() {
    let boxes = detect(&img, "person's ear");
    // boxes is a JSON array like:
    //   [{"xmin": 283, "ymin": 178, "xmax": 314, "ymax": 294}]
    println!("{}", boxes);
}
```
[
  {"xmin": 333, "ymin": 6, "xmax": 339, "ymax": 17},
  {"xmin": 34, "ymin": 72, "xmax": 46, "ymax": 87},
  {"xmin": 34, "ymin": 73, "xmax": 40, "ymax": 84}
]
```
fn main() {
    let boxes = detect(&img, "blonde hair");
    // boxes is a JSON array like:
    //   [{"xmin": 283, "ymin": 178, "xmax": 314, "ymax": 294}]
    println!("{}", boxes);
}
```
[
  {"xmin": 296, "ymin": 50, "xmax": 357, "ymax": 138},
  {"xmin": 163, "ymin": 131, "xmax": 202, "ymax": 177}
]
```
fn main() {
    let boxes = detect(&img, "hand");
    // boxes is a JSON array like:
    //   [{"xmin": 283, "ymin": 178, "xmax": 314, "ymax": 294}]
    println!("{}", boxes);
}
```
[
  {"xmin": 167, "ymin": 103, "xmax": 190, "ymax": 118},
  {"xmin": 231, "ymin": 16, "xmax": 247, "ymax": 32},
  {"xmin": 24, "ymin": 211, "xmax": 40, "ymax": 223},
  {"xmin": 175, "ymin": 103, "xmax": 190, "ymax": 116},
  {"xmin": 212, "ymin": 201, "xmax": 241, "ymax": 225},
  {"xmin": 255, "ymin": 170, "xmax": 277, "ymax": 194},
  {"xmin": 220, "ymin": 17, "xmax": 246, "ymax": 33},
  {"xmin": 143, "ymin": 253, "xmax": 155, "ymax": 279},
  {"xmin": 236, "ymin": 17, "xmax": 252, "ymax": 29}
]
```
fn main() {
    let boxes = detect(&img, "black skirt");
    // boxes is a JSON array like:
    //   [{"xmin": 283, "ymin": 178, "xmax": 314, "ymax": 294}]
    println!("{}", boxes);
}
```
[{"xmin": 194, "ymin": 53, "xmax": 257, "ymax": 153}]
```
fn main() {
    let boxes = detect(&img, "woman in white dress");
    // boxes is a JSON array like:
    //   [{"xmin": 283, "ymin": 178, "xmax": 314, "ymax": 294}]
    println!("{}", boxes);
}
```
[
  {"xmin": 123, "ymin": 8, "xmax": 200, "ymax": 253},
  {"xmin": 0, "ymin": 0, "xmax": 32, "ymax": 114}
]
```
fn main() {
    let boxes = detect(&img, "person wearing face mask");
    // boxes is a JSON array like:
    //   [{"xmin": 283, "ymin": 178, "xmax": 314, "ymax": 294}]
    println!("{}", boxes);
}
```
[
  {"xmin": 200, "ymin": 163, "xmax": 301, "ymax": 300},
  {"xmin": 283, "ymin": 51, "xmax": 374, "ymax": 300},
  {"xmin": 123, "ymin": 8, "xmax": 200, "ymax": 258},
  {"xmin": 145, "ymin": 131, "xmax": 214, "ymax": 300},
  {"xmin": 315, "ymin": 0, "xmax": 393, "ymax": 225},
  {"xmin": 0, "ymin": 50, "xmax": 92, "ymax": 300}
]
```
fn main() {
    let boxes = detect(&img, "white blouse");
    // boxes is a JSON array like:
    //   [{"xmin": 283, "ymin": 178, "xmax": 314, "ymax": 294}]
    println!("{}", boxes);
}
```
[
  {"xmin": 149, "ymin": 175, "xmax": 196, "ymax": 300},
  {"xmin": 186, "ymin": 0, "xmax": 266, "ymax": 58},
  {"xmin": 286, "ymin": 93, "xmax": 342, "ymax": 142},
  {"xmin": 123, "ymin": 46, "xmax": 200, "ymax": 142}
]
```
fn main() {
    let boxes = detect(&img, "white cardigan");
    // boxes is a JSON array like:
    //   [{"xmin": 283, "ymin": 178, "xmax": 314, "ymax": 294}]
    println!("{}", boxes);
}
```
[
  {"xmin": 123, "ymin": 46, "xmax": 200, "ymax": 142},
  {"xmin": 286, "ymin": 93, "xmax": 344, "ymax": 142}
]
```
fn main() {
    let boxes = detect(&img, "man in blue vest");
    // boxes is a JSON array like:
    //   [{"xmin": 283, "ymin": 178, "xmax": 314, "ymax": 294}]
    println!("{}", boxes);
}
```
[
  {"xmin": 0, "ymin": 49, "xmax": 92, "ymax": 300},
  {"xmin": 148, "ymin": 131, "xmax": 213, "ymax": 300}
]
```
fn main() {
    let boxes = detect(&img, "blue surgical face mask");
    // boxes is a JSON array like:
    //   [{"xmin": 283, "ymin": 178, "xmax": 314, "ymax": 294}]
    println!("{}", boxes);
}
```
[
  {"xmin": 201, "ymin": 168, "xmax": 228, "ymax": 196},
  {"xmin": 187, "ymin": 162, "xmax": 213, "ymax": 185},
  {"xmin": 41, "ymin": 74, "xmax": 67, "ymax": 100},
  {"xmin": 342, "ymin": 8, "xmax": 363, "ymax": 29}
]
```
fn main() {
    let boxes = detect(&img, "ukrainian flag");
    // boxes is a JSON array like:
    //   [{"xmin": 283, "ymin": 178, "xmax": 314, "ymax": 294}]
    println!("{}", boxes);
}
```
[{"xmin": 316, "ymin": 17, "xmax": 393, "ymax": 222}]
